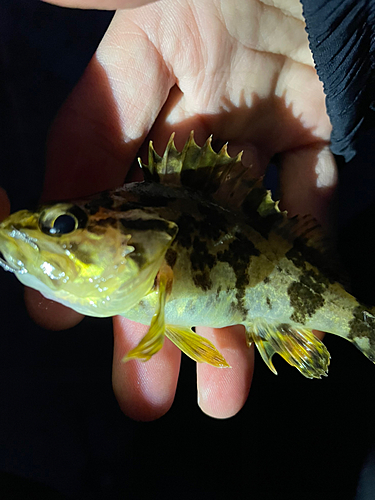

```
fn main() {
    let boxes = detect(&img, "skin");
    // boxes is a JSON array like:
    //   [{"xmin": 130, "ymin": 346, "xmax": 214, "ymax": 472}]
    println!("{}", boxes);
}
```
[{"xmin": 1, "ymin": 0, "xmax": 336, "ymax": 420}]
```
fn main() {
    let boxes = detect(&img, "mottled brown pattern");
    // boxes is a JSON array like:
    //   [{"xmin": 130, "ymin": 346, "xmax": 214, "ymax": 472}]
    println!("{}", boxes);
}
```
[
  {"xmin": 287, "ymin": 278, "xmax": 325, "ymax": 324},
  {"xmin": 190, "ymin": 235, "xmax": 215, "ymax": 292},
  {"xmin": 286, "ymin": 243, "xmax": 330, "ymax": 324},
  {"xmin": 348, "ymin": 306, "xmax": 375, "ymax": 361},
  {"xmin": 217, "ymin": 233, "xmax": 260, "ymax": 317}
]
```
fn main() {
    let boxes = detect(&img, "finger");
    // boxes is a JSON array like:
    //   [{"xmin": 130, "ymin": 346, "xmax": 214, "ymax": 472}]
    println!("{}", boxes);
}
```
[
  {"xmin": 279, "ymin": 144, "xmax": 338, "ymax": 231},
  {"xmin": 0, "ymin": 187, "xmax": 10, "ymax": 221},
  {"xmin": 313, "ymin": 330, "xmax": 325, "ymax": 341},
  {"xmin": 112, "ymin": 316, "xmax": 181, "ymax": 421},
  {"xmin": 42, "ymin": 0, "xmax": 158, "ymax": 10},
  {"xmin": 24, "ymin": 288, "xmax": 84, "ymax": 330},
  {"xmin": 196, "ymin": 325, "xmax": 253, "ymax": 419}
]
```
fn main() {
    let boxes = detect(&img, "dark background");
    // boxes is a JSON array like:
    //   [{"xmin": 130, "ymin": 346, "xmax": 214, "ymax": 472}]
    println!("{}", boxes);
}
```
[{"xmin": 1, "ymin": 1, "xmax": 375, "ymax": 499}]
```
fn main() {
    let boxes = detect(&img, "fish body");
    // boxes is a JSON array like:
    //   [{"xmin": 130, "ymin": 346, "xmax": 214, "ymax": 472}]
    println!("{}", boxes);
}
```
[{"xmin": 1, "ymin": 133, "xmax": 375, "ymax": 377}]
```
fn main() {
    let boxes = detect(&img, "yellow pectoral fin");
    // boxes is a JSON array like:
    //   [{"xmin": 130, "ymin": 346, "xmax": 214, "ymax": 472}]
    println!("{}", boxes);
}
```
[
  {"xmin": 122, "ymin": 272, "xmax": 168, "ymax": 363},
  {"xmin": 247, "ymin": 322, "xmax": 330, "ymax": 379},
  {"xmin": 165, "ymin": 326, "xmax": 230, "ymax": 368},
  {"xmin": 122, "ymin": 316, "xmax": 165, "ymax": 363}
]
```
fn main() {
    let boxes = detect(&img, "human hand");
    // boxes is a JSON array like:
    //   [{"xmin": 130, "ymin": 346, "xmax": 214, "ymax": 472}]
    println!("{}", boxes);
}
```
[
  {"xmin": 26, "ymin": 0, "xmax": 336, "ymax": 420},
  {"xmin": 0, "ymin": 188, "xmax": 10, "ymax": 221}
]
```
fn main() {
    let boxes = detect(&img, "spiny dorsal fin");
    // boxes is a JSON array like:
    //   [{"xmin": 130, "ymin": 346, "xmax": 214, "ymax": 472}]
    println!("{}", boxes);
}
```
[
  {"xmin": 140, "ymin": 132, "xmax": 339, "ymax": 278},
  {"xmin": 140, "ymin": 131, "xmax": 244, "ymax": 194},
  {"xmin": 140, "ymin": 131, "xmax": 272, "ymax": 208}
]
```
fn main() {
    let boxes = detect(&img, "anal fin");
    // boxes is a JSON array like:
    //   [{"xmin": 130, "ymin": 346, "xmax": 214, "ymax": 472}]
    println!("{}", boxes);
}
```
[
  {"xmin": 165, "ymin": 326, "xmax": 230, "ymax": 368},
  {"xmin": 247, "ymin": 336, "xmax": 278, "ymax": 375},
  {"xmin": 247, "ymin": 322, "xmax": 330, "ymax": 379}
]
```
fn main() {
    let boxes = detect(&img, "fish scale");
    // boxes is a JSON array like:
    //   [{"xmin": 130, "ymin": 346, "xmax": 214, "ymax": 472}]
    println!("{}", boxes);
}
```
[{"xmin": 1, "ymin": 132, "xmax": 375, "ymax": 377}]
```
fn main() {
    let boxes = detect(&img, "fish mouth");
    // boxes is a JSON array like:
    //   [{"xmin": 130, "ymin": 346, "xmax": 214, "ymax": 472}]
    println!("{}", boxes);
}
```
[
  {"xmin": 0, "ymin": 226, "xmax": 37, "ymax": 274},
  {"xmin": 0, "ymin": 250, "xmax": 20, "ymax": 273},
  {"xmin": 0, "ymin": 246, "xmax": 28, "ymax": 274}
]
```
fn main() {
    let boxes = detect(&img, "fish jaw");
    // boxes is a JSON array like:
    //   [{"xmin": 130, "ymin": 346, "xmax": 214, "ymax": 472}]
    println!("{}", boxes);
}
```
[{"xmin": 0, "ymin": 218, "xmax": 36, "ymax": 274}]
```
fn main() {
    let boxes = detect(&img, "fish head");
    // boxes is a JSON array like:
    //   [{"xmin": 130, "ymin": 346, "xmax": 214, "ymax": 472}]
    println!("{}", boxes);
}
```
[{"xmin": 0, "ymin": 201, "xmax": 178, "ymax": 316}]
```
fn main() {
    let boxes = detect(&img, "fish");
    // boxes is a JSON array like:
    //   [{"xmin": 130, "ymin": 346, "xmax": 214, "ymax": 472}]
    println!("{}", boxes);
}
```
[{"xmin": 1, "ymin": 132, "xmax": 375, "ymax": 378}]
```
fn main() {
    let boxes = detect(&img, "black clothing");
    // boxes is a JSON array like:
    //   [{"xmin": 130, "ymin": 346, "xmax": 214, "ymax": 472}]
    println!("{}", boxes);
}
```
[{"xmin": 302, "ymin": 0, "xmax": 375, "ymax": 161}]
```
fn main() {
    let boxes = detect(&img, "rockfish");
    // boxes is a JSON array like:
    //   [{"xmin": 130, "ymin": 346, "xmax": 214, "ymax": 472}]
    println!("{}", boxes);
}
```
[{"xmin": 1, "ymin": 133, "xmax": 374, "ymax": 378}]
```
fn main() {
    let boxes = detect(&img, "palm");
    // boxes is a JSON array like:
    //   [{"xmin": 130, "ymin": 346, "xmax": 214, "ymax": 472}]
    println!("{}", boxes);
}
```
[
  {"xmin": 23, "ymin": 0, "xmax": 335, "ymax": 420},
  {"xmin": 144, "ymin": 1, "xmax": 328, "ymax": 150}
]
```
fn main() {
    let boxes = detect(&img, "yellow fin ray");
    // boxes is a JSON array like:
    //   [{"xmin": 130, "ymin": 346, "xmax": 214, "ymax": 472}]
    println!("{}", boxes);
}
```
[
  {"xmin": 247, "ymin": 322, "xmax": 330, "ymax": 379},
  {"xmin": 165, "ymin": 326, "xmax": 230, "ymax": 368},
  {"xmin": 248, "ymin": 337, "xmax": 278, "ymax": 375},
  {"xmin": 122, "ymin": 318, "xmax": 165, "ymax": 362},
  {"xmin": 122, "ymin": 272, "xmax": 168, "ymax": 363}
]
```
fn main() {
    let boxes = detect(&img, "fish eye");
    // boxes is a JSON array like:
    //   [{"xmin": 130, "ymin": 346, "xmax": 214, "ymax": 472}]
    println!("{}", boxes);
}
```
[
  {"xmin": 40, "ymin": 213, "xmax": 78, "ymax": 236},
  {"xmin": 39, "ymin": 205, "xmax": 88, "ymax": 236},
  {"xmin": 50, "ymin": 214, "xmax": 77, "ymax": 235}
]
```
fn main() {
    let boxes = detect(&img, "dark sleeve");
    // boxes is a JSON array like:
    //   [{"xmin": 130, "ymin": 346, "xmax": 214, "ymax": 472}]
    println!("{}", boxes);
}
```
[{"xmin": 300, "ymin": 0, "xmax": 375, "ymax": 161}]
